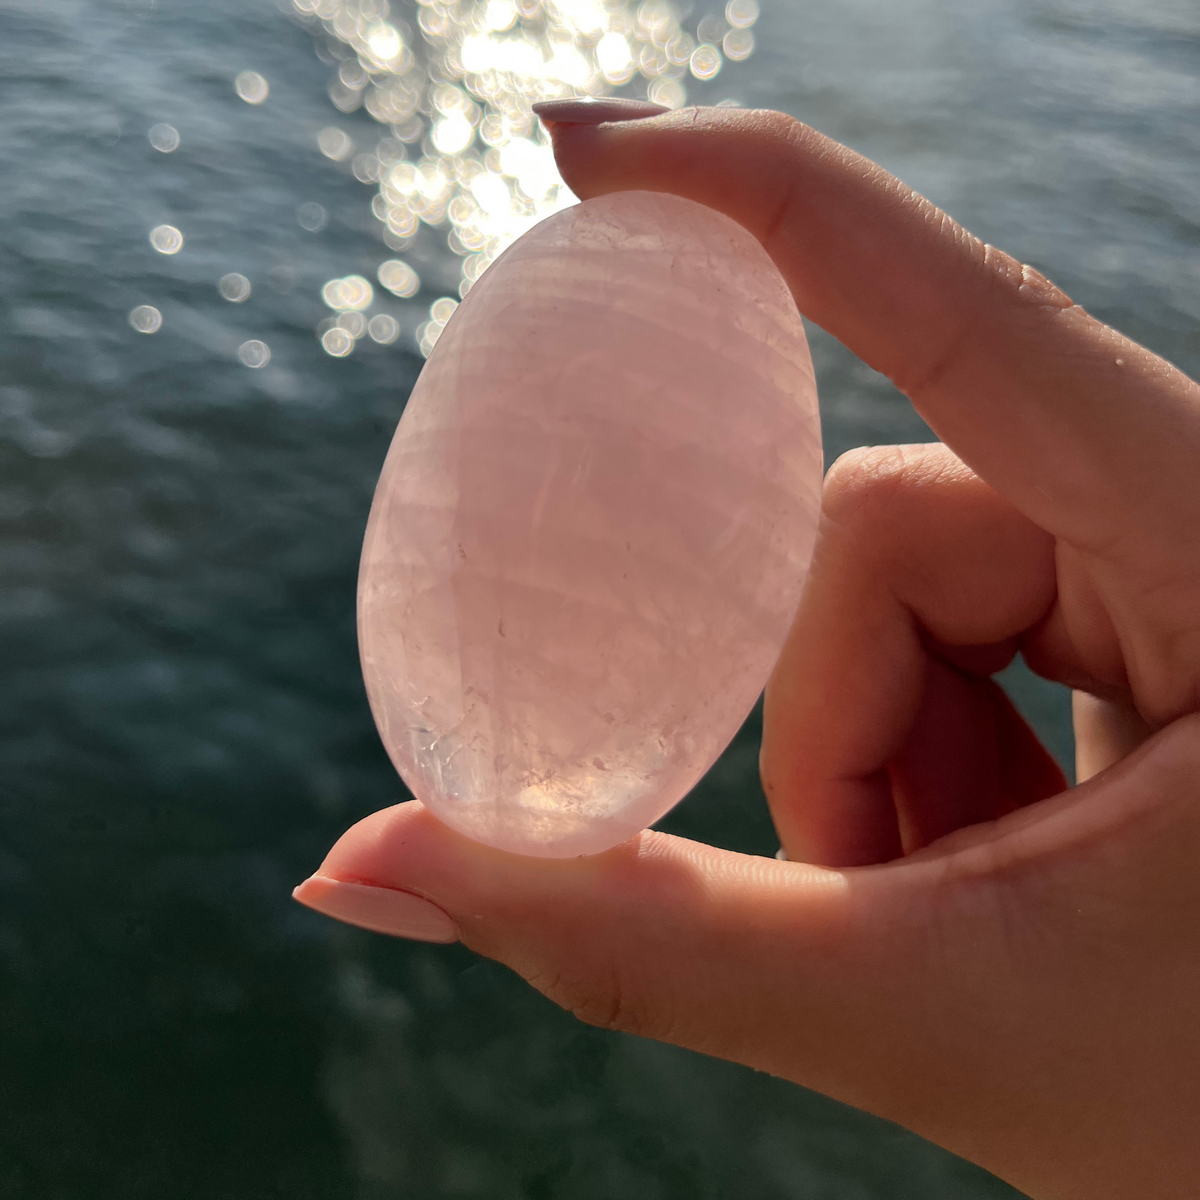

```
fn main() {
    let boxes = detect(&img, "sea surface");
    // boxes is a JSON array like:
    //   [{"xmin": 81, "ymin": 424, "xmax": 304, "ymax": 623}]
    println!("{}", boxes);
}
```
[{"xmin": 1, "ymin": 0, "xmax": 1198, "ymax": 1196}]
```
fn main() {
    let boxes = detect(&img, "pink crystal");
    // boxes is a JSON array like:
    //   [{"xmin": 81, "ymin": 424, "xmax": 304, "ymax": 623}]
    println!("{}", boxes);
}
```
[{"xmin": 358, "ymin": 191, "xmax": 822, "ymax": 857}]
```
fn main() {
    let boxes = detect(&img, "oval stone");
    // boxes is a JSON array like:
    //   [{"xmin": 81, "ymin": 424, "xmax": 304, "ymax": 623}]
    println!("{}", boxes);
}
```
[{"xmin": 358, "ymin": 190, "xmax": 822, "ymax": 857}]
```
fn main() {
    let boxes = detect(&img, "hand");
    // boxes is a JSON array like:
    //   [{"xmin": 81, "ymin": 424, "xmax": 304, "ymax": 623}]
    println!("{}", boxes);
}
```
[{"xmin": 295, "ymin": 106, "xmax": 1200, "ymax": 1200}]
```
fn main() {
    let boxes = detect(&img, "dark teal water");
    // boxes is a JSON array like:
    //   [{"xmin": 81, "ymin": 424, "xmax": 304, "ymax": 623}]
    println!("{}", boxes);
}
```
[{"xmin": 2, "ymin": 0, "xmax": 1198, "ymax": 1195}]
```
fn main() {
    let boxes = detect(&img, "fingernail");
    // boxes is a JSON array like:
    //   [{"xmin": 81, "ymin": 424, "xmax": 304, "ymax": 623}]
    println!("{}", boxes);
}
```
[
  {"xmin": 532, "ymin": 97, "xmax": 669, "ymax": 126},
  {"xmin": 293, "ymin": 876, "xmax": 459, "ymax": 943}
]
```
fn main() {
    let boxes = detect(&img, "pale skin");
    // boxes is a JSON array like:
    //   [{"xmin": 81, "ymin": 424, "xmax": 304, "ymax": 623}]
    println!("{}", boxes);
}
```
[{"xmin": 296, "ymin": 107, "xmax": 1200, "ymax": 1199}]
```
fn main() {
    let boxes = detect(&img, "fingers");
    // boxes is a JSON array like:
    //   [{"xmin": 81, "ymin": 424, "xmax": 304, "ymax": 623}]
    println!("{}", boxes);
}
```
[
  {"xmin": 761, "ymin": 443, "xmax": 1066, "ymax": 866},
  {"xmin": 542, "ymin": 107, "xmax": 1200, "ymax": 559}
]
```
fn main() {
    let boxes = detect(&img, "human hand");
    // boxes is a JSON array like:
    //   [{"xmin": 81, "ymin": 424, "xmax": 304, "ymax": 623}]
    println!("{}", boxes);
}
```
[{"xmin": 295, "ymin": 104, "xmax": 1200, "ymax": 1200}]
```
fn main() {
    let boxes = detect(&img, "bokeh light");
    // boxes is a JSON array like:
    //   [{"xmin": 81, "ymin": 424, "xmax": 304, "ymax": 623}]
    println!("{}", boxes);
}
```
[
  {"xmin": 725, "ymin": 0, "xmax": 761, "ymax": 29},
  {"xmin": 149, "ymin": 224, "xmax": 183, "ymax": 254},
  {"xmin": 290, "ymin": 0, "xmax": 765, "ymax": 356},
  {"xmin": 218, "ymin": 272, "xmax": 252, "ymax": 302},
  {"xmin": 377, "ymin": 259, "xmax": 420, "ymax": 297},
  {"xmin": 367, "ymin": 313, "xmax": 400, "ymax": 343},
  {"xmin": 415, "ymin": 296, "xmax": 459, "ymax": 357},
  {"xmin": 237, "ymin": 339, "xmax": 271, "ymax": 367},
  {"xmin": 235, "ymin": 71, "xmax": 270, "ymax": 104},
  {"xmin": 147, "ymin": 123, "xmax": 180, "ymax": 152},
  {"xmin": 657, "ymin": 77, "xmax": 691, "ymax": 107},
  {"xmin": 723, "ymin": 28, "xmax": 755, "ymax": 61},
  {"xmin": 322, "ymin": 274, "xmax": 374, "ymax": 311},
  {"xmin": 128, "ymin": 305, "xmax": 162, "ymax": 333},
  {"xmin": 296, "ymin": 201, "xmax": 328, "ymax": 231},
  {"xmin": 321, "ymin": 326, "xmax": 355, "ymax": 357},
  {"xmin": 318, "ymin": 126, "xmax": 355, "ymax": 160},
  {"xmin": 689, "ymin": 44, "xmax": 722, "ymax": 81},
  {"xmin": 430, "ymin": 297, "xmax": 458, "ymax": 324}
]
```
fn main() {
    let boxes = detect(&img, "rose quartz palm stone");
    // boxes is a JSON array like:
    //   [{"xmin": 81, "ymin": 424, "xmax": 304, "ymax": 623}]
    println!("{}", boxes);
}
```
[{"xmin": 358, "ymin": 190, "xmax": 822, "ymax": 857}]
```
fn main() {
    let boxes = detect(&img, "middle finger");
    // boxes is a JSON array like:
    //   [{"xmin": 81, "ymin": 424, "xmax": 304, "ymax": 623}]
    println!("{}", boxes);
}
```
[{"xmin": 761, "ymin": 443, "xmax": 1065, "ymax": 866}]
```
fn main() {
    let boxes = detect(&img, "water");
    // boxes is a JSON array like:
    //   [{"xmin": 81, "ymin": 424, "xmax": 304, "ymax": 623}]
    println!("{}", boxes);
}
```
[{"xmin": 2, "ymin": 0, "xmax": 1198, "ymax": 1195}]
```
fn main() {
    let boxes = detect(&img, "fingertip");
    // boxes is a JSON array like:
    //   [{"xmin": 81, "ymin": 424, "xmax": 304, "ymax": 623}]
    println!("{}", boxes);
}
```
[{"xmin": 292, "ymin": 874, "xmax": 460, "ymax": 943}]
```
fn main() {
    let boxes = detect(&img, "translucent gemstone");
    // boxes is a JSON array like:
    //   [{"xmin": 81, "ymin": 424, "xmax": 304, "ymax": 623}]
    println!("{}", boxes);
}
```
[{"xmin": 358, "ymin": 190, "xmax": 822, "ymax": 857}]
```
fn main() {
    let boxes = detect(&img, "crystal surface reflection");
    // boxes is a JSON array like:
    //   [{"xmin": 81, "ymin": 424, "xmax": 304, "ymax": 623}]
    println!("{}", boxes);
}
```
[{"xmin": 358, "ymin": 192, "xmax": 822, "ymax": 856}]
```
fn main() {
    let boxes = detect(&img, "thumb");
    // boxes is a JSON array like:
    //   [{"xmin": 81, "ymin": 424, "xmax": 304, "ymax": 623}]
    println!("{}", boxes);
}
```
[
  {"xmin": 295, "ymin": 802, "xmax": 922, "ymax": 1100},
  {"xmin": 297, "ymin": 718, "xmax": 1200, "ymax": 1199}
]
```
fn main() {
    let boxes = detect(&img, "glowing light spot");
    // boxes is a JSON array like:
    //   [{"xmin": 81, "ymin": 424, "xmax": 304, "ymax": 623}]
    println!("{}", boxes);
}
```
[
  {"xmin": 367, "ymin": 23, "xmax": 402, "ymax": 62},
  {"xmin": 377, "ymin": 259, "xmax": 420, "ymax": 297},
  {"xmin": 149, "ymin": 224, "xmax": 183, "ymax": 254},
  {"xmin": 596, "ymin": 32, "xmax": 633, "ymax": 81},
  {"xmin": 648, "ymin": 77, "xmax": 687, "ymax": 109},
  {"xmin": 725, "ymin": 0, "xmax": 760, "ymax": 28},
  {"xmin": 462, "ymin": 253, "xmax": 491, "ymax": 283},
  {"xmin": 386, "ymin": 208, "xmax": 419, "ymax": 239},
  {"xmin": 499, "ymin": 137, "xmax": 557, "ymax": 201},
  {"xmin": 322, "ymin": 275, "xmax": 374, "ymax": 311},
  {"xmin": 238, "ymin": 339, "xmax": 271, "ymax": 368},
  {"xmin": 235, "ymin": 71, "xmax": 269, "ymax": 104},
  {"xmin": 485, "ymin": 0, "xmax": 517, "ymax": 29},
  {"xmin": 689, "ymin": 43, "xmax": 722, "ymax": 80},
  {"xmin": 368, "ymin": 313, "xmax": 401, "ymax": 343},
  {"xmin": 321, "ymin": 326, "xmax": 356, "ymax": 357},
  {"xmin": 147, "ymin": 123, "xmax": 179, "ymax": 153},
  {"xmin": 555, "ymin": 0, "xmax": 605, "ymax": 36},
  {"xmin": 297, "ymin": 202, "xmax": 328, "ymax": 232},
  {"xmin": 416, "ymin": 321, "xmax": 442, "ymax": 357},
  {"xmin": 723, "ymin": 27, "xmax": 755, "ymax": 60},
  {"xmin": 470, "ymin": 172, "xmax": 510, "ymax": 217},
  {"xmin": 430, "ymin": 296, "xmax": 458, "ymax": 324},
  {"xmin": 318, "ymin": 127, "xmax": 355, "ymax": 160},
  {"xmin": 218, "ymin": 273, "xmax": 252, "ymax": 302},
  {"xmin": 432, "ymin": 113, "xmax": 474, "ymax": 154},
  {"xmin": 388, "ymin": 162, "xmax": 418, "ymax": 195},
  {"xmin": 128, "ymin": 305, "xmax": 162, "ymax": 334}
]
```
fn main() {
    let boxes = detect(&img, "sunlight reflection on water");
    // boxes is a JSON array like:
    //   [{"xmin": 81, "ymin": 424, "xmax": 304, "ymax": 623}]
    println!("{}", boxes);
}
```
[{"xmin": 292, "ymin": 0, "xmax": 762, "ymax": 357}]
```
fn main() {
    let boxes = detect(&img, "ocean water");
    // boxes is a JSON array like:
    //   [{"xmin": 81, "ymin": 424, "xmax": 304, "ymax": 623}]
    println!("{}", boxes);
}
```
[{"xmin": 1, "ymin": 0, "xmax": 1198, "ymax": 1196}]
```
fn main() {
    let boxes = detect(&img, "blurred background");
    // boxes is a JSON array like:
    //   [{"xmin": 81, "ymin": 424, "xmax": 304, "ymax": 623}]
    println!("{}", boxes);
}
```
[{"xmin": 2, "ymin": 0, "xmax": 1197, "ymax": 1195}]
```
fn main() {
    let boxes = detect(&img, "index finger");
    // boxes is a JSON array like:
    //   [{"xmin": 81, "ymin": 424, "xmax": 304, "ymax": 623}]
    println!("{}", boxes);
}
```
[{"xmin": 538, "ymin": 106, "xmax": 1200, "ymax": 557}]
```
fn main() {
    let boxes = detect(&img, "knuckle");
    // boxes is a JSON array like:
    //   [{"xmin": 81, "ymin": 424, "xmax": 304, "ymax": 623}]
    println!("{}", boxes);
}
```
[
  {"xmin": 822, "ymin": 444, "xmax": 911, "ymax": 523},
  {"xmin": 822, "ymin": 443, "xmax": 967, "ymax": 528}
]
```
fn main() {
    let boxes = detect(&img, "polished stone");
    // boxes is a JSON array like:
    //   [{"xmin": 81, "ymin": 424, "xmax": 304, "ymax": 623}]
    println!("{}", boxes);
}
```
[{"xmin": 359, "ymin": 191, "xmax": 822, "ymax": 856}]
